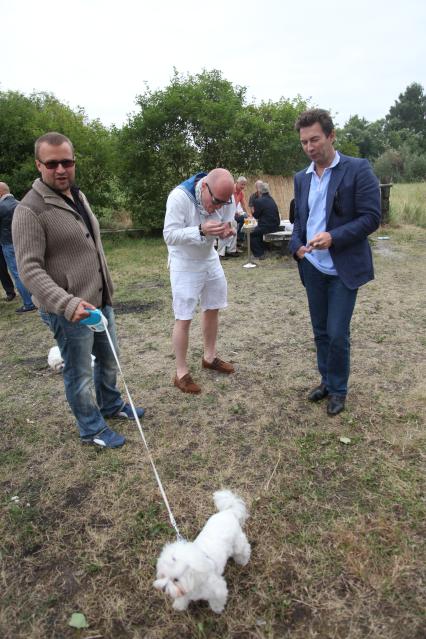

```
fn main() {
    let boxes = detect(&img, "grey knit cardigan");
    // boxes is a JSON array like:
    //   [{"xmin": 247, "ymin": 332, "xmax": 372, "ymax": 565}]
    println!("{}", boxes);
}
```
[{"xmin": 12, "ymin": 179, "xmax": 113, "ymax": 320}]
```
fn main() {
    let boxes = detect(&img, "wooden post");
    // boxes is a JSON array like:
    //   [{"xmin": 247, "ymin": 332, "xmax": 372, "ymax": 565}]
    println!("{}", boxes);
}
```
[{"xmin": 379, "ymin": 180, "xmax": 393, "ymax": 225}]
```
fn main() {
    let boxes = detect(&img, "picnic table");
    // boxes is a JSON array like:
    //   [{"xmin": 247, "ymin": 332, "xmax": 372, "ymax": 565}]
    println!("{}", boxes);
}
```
[{"xmin": 263, "ymin": 220, "xmax": 293, "ymax": 254}]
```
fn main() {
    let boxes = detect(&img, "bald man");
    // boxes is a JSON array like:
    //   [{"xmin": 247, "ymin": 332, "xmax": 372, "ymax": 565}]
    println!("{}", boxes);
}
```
[{"xmin": 164, "ymin": 169, "xmax": 236, "ymax": 393}]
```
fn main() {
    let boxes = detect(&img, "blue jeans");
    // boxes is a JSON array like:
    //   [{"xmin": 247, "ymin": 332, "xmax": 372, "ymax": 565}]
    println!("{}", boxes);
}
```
[
  {"xmin": 235, "ymin": 214, "xmax": 246, "ymax": 241},
  {"xmin": 301, "ymin": 258, "xmax": 358, "ymax": 396},
  {"xmin": 40, "ymin": 305, "xmax": 124, "ymax": 438},
  {"xmin": 0, "ymin": 245, "xmax": 14, "ymax": 295},
  {"xmin": 1, "ymin": 243, "xmax": 33, "ymax": 307}
]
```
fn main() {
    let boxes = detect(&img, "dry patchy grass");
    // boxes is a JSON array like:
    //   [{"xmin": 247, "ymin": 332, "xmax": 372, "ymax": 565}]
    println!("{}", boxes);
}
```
[{"xmin": 0, "ymin": 231, "xmax": 425, "ymax": 639}]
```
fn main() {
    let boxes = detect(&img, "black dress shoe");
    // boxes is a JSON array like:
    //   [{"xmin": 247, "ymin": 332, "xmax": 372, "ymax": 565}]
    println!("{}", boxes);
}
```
[
  {"xmin": 327, "ymin": 395, "xmax": 346, "ymax": 416},
  {"xmin": 308, "ymin": 383, "xmax": 329, "ymax": 402},
  {"xmin": 5, "ymin": 292, "xmax": 16, "ymax": 301}
]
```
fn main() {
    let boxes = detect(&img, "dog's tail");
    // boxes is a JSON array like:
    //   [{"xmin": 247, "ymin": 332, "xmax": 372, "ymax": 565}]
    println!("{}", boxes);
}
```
[{"xmin": 213, "ymin": 490, "xmax": 248, "ymax": 524}]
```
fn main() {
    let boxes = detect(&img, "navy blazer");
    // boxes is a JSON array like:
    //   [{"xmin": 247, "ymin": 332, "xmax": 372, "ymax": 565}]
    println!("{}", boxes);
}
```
[{"xmin": 289, "ymin": 153, "xmax": 381, "ymax": 290}]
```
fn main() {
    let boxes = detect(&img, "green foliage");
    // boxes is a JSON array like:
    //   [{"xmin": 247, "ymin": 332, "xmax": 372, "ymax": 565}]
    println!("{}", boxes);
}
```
[
  {"xmin": 402, "ymin": 149, "xmax": 426, "ymax": 182},
  {"xmin": 335, "ymin": 138, "xmax": 360, "ymax": 158},
  {"xmin": 117, "ymin": 70, "xmax": 308, "ymax": 230},
  {"xmin": 0, "ymin": 90, "xmax": 118, "ymax": 212},
  {"xmin": 336, "ymin": 115, "xmax": 386, "ymax": 159},
  {"xmin": 374, "ymin": 143, "xmax": 426, "ymax": 183},
  {"xmin": 339, "ymin": 83, "xmax": 426, "ymax": 182},
  {"xmin": 374, "ymin": 149, "xmax": 404, "ymax": 182},
  {"xmin": 386, "ymin": 82, "xmax": 426, "ymax": 145},
  {"xmin": 2, "ymin": 79, "xmax": 425, "ymax": 232},
  {"xmin": 255, "ymin": 98, "xmax": 308, "ymax": 173}
]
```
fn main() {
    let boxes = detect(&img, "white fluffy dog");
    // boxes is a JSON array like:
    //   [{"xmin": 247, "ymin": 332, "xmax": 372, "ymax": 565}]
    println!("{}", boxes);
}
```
[
  {"xmin": 47, "ymin": 346, "xmax": 95, "ymax": 373},
  {"xmin": 47, "ymin": 346, "xmax": 64, "ymax": 373},
  {"xmin": 153, "ymin": 490, "xmax": 251, "ymax": 613}
]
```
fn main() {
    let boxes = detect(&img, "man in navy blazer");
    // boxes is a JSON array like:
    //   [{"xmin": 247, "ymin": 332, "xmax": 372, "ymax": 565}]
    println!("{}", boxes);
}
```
[{"xmin": 289, "ymin": 109, "xmax": 381, "ymax": 415}]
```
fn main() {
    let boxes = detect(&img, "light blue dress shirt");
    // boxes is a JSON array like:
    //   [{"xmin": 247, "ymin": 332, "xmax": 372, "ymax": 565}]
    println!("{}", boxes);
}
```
[{"xmin": 305, "ymin": 152, "xmax": 340, "ymax": 276}]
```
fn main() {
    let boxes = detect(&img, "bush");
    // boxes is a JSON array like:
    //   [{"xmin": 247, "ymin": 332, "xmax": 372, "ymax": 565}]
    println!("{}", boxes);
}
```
[
  {"xmin": 374, "ymin": 149, "xmax": 403, "ymax": 182},
  {"xmin": 402, "ymin": 152, "xmax": 426, "ymax": 182}
]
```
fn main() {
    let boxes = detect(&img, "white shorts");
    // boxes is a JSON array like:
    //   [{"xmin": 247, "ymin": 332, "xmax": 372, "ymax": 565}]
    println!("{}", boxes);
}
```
[{"xmin": 170, "ymin": 266, "xmax": 227, "ymax": 320}]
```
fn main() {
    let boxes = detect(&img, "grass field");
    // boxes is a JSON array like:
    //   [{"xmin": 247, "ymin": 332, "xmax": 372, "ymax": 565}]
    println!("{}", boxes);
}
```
[
  {"xmin": 1, "ymin": 228, "xmax": 425, "ymax": 639},
  {"xmin": 390, "ymin": 182, "xmax": 426, "ymax": 227}
]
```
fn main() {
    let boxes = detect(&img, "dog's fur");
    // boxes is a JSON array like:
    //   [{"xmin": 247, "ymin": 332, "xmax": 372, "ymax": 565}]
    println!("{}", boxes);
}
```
[
  {"xmin": 153, "ymin": 490, "xmax": 250, "ymax": 613},
  {"xmin": 47, "ymin": 346, "xmax": 95, "ymax": 373},
  {"xmin": 47, "ymin": 346, "xmax": 64, "ymax": 373}
]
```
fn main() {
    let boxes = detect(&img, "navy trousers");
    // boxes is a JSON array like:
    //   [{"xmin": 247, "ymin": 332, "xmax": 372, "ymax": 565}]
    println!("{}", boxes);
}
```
[{"xmin": 300, "ymin": 258, "xmax": 358, "ymax": 396}]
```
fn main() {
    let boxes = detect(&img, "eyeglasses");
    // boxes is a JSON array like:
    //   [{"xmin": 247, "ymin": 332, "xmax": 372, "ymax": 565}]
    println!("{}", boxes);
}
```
[
  {"xmin": 38, "ymin": 159, "xmax": 75, "ymax": 170},
  {"xmin": 205, "ymin": 182, "xmax": 232, "ymax": 206}
]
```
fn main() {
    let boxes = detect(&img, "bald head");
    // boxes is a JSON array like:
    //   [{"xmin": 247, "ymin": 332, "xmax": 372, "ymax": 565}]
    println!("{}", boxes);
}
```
[
  {"xmin": 207, "ymin": 168, "xmax": 234, "ymax": 193},
  {"xmin": 201, "ymin": 168, "xmax": 234, "ymax": 214},
  {"xmin": 0, "ymin": 182, "xmax": 10, "ymax": 197}
]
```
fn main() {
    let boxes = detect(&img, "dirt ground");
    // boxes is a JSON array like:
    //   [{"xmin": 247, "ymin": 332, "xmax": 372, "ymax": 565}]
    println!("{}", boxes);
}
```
[{"xmin": 0, "ymin": 227, "xmax": 425, "ymax": 638}]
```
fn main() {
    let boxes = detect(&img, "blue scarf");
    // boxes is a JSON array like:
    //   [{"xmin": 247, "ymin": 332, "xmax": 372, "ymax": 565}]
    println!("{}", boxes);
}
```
[{"xmin": 177, "ymin": 172, "xmax": 207, "ymax": 205}]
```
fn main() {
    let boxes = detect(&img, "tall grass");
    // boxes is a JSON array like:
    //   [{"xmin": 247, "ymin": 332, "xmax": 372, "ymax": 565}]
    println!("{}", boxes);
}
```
[{"xmin": 390, "ymin": 182, "xmax": 426, "ymax": 227}]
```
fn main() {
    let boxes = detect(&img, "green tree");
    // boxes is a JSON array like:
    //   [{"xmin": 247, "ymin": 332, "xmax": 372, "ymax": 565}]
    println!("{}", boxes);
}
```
[
  {"xmin": 386, "ymin": 82, "xmax": 426, "ymax": 135},
  {"xmin": 118, "ymin": 70, "xmax": 250, "ymax": 230},
  {"xmin": 118, "ymin": 70, "xmax": 308, "ymax": 230},
  {"xmin": 337, "ymin": 115, "xmax": 386, "ymax": 160},
  {"xmin": 255, "ymin": 98, "xmax": 308, "ymax": 174},
  {"xmin": 385, "ymin": 83, "xmax": 426, "ymax": 154},
  {"xmin": 373, "ymin": 149, "xmax": 404, "ymax": 182},
  {"xmin": 0, "ymin": 90, "xmax": 116, "ymax": 212}
]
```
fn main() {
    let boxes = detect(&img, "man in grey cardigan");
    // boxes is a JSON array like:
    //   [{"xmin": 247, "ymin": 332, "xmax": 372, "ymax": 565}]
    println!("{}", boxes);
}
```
[{"xmin": 12, "ymin": 132, "xmax": 144, "ymax": 448}]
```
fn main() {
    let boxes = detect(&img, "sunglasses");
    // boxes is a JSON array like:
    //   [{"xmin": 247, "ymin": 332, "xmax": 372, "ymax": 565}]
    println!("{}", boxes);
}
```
[
  {"xmin": 205, "ymin": 182, "xmax": 232, "ymax": 206},
  {"xmin": 38, "ymin": 159, "xmax": 75, "ymax": 170}
]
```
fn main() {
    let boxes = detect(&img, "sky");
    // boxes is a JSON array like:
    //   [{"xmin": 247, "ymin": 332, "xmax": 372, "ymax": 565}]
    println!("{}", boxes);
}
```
[{"xmin": 2, "ymin": 0, "xmax": 425, "ymax": 129}]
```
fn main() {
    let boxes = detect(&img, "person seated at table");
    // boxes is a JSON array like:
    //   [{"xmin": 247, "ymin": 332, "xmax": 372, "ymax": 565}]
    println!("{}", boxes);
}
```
[
  {"xmin": 250, "ymin": 182, "xmax": 280, "ymax": 260},
  {"xmin": 218, "ymin": 176, "xmax": 248, "ymax": 258},
  {"xmin": 289, "ymin": 197, "xmax": 295, "ymax": 224},
  {"xmin": 248, "ymin": 180, "xmax": 263, "ymax": 215},
  {"xmin": 231, "ymin": 176, "xmax": 249, "ymax": 245}
]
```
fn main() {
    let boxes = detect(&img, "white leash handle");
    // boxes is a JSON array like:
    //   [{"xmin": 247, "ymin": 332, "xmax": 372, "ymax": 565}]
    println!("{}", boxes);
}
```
[{"xmin": 100, "ymin": 314, "xmax": 183, "ymax": 540}]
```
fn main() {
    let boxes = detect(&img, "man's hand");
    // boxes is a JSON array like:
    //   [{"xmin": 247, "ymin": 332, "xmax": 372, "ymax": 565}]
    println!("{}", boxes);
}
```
[
  {"xmin": 308, "ymin": 232, "xmax": 332, "ymax": 250},
  {"xmin": 71, "ymin": 300, "xmax": 96, "ymax": 323},
  {"xmin": 296, "ymin": 245, "xmax": 312, "ymax": 259},
  {"xmin": 201, "ymin": 219, "xmax": 234, "ymax": 238},
  {"xmin": 218, "ymin": 224, "xmax": 236, "ymax": 239}
]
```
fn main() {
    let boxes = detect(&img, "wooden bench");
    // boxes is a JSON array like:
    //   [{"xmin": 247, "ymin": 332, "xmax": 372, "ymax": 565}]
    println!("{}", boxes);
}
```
[{"xmin": 263, "ymin": 223, "xmax": 293, "ymax": 254}]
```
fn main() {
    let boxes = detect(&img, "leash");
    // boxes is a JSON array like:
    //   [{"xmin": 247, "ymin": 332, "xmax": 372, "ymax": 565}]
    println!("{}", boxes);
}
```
[{"xmin": 97, "ymin": 313, "xmax": 183, "ymax": 541}]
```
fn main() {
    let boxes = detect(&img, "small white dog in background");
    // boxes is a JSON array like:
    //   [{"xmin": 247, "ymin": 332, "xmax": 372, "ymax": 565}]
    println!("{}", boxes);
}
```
[
  {"xmin": 47, "ymin": 346, "xmax": 95, "ymax": 373},
  {"xmin": 154, "ymin": 490, "xmax": 251, "ymax": 613},
  {"xmin": 48, "ymin": 346, "xmax": 64, "ymax": 373}
]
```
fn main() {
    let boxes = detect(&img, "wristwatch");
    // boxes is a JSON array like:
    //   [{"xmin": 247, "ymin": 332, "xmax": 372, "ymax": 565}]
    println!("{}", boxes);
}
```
[{"xmin": 199, "ymin": 224, "xmax": 205, "ymax": 237}]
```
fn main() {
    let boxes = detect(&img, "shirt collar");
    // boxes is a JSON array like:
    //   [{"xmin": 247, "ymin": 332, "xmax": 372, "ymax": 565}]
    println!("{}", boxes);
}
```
[
  {"xmin": 195, "ymin": 177, "xmax": 208, "ymax": 215},
  {"xmin": 0, "ymin": 193, "xmax": 13, "ymax": 202},
  {"xmin": 306, "ymin": 150, "xmax": 340, "ymax": 175}
]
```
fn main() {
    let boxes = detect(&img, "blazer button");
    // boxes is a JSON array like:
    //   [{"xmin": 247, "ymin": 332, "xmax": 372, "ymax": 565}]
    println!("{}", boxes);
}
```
[
  {"xmin": 98, "ymin": 287, "xmax": 102, "ymax": 292},
  {"xmin": 86, "ymin": 233, "xmax": 90, "ymax": 238},
  {"xmin": 98, "ymin": 268, "xmax": 102, "ymax": 273}
]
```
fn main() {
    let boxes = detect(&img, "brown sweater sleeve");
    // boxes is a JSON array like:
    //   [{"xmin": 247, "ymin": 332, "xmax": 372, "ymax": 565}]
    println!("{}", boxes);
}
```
[{"xmin": 12, "ymin": 205, "xmax": 81, "ymax": 320}]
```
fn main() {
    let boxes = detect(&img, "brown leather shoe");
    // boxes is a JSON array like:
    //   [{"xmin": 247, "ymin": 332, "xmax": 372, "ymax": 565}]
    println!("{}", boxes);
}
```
[
  {"xmin": 173, "ymin": 373, "xmax": 201, "ymax": 394},
  {"xmin": 202, "ymin": 357, "xmax": 235, "ymax": 374}
]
